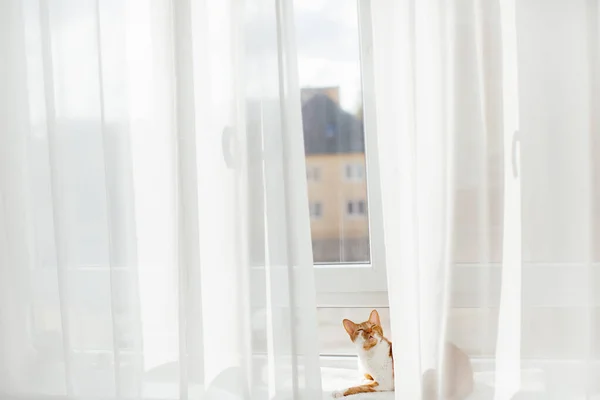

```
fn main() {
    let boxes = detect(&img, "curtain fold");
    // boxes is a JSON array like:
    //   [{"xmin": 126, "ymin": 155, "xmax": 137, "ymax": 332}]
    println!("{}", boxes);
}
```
[
  {"xmin": 373, "ymin": 0, "xmax": 600, "ymax": 399},
  {"xmin": 372, "ymin": 0, "xmax": 459, "ymax": 396},
  {"xmin": 0, "ymin": 1, "xmax": 36, "ymax": 391},
  {"xmin": 0, "ymin": 0, "xmax": 321, "ymax": 399}
]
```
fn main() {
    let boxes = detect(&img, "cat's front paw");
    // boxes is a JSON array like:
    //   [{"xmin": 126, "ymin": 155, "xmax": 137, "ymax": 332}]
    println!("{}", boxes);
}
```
[{"xmin": 331, "ymin": 389, "xmax": 345, "ymax": 398}]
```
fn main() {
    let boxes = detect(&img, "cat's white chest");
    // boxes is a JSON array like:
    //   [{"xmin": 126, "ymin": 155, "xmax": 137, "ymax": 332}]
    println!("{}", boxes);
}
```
[{"xmin": 357, "ymin": 341, "xmax": 394, "ymax": 390}]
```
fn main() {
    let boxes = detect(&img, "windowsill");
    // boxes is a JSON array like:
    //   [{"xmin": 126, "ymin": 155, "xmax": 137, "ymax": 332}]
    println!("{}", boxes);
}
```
[
  {"xmin": 320, "ymin": 355, "xmax": 600, "ymax": 399},
  {"xmin": 5, "ymin": 357, "xmax": 600, "ymax": 400}
]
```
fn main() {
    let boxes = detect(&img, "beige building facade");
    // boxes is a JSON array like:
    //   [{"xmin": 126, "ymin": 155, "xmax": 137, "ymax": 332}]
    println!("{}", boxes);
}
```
[{"xmin": 305, "ymin": 153, "xmax": 369, "ymax": 263}]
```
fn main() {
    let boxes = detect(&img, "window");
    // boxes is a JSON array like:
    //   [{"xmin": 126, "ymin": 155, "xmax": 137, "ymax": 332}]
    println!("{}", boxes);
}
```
[
  {"xmin": 344, "ymin": 163, "xmax": 364, "ymax": 181},
  {"xmin": 294, "ymin": 0, "xmax": 384, "ymax": 276},
  {"xmin": 306, "ymin": 165, "xmax": 321, "ymax": 182},
  {"xmin": 294, "ymin": 0, "xmax": 387, "ymax": 307},
  {"xmin": 346, "ymin": 200, "xmax": 366, "ymax": 217},
  {"xmin": 293, "ymin": 0, "xmax": 600, "ymax": 362},
  {"xmin": 358, "ymin": 200, "xmax": 366, "ymax": 214},
  {"xmin": 309, "ymin": 202, "xmax": 323, "ymax": 219}
]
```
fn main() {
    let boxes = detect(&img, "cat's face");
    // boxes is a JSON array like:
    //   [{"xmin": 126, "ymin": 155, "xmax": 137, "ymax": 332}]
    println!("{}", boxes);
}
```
[{"xmin": 342, "ymin": 310, "xmax": 384, "ymax": 350}]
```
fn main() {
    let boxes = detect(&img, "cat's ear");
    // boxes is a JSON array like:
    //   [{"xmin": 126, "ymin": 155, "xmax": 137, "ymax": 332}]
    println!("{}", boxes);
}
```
[
  {"xmin": 368, "ymin": 309, "xmax": 381, "ymax": 326},
  {"xmin": 343, "ymin": 319, "xmax": 357, "ymax": 336}
]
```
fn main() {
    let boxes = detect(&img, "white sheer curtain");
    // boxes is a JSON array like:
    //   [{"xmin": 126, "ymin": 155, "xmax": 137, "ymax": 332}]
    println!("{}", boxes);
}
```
[
  {"xmin": 373, "ymin": 0, "xmax": 600, "ymax": 399},
  {"xmin": 0, "ymin": 0, "xmax": 321, "ymax": 399}
]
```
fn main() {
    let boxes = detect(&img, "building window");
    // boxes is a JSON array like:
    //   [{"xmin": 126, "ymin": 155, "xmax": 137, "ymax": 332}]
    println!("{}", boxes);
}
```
[
  {"xmin": 344, "ymin": 163, "xmax": 365, "ymax": 181},
  {"xmin": 358, "ymin": 200, "xmax": 366, "ymax": 214},
  {"xmin": 346, "ymin": 200, "xmax": 366, "ymax": 217},
  {"xmin": 309, "ymin": 202, "xmax": 323, "ymax": 219},
  {"xmin": 306, "ymin": 166, "xmax": 321, "ymax": 181}
]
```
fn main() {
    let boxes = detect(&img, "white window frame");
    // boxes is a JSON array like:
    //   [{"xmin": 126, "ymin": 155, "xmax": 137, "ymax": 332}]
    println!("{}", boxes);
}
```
[{"xmin": 313, "ymin": 0, "xmax": 388, "ymax": 299}]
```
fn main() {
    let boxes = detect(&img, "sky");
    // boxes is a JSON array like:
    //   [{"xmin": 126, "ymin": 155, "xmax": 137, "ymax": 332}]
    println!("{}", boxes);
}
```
[{"xmin": 293, "ymin": 0, "xmax": 364, "ymax": 113}]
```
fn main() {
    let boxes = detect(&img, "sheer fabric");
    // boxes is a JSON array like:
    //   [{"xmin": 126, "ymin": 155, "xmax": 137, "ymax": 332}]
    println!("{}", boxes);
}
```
[
  {"xmin": 0, "ymin": 0, "xmax": 321, "ymax": 399},
  {"xmin": 373, "ymin": 0, "xmax": 600, "ymax": 398}
]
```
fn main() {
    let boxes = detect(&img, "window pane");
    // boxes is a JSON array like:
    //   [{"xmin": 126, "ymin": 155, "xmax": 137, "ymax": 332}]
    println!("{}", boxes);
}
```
[{"xmin": 294, "ymin": 0, "xmax": 370, "ymax": 264}]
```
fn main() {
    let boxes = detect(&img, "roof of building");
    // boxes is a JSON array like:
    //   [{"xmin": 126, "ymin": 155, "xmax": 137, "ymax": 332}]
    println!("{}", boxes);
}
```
[{"xmin": 301, "ymin": 93, "xmax": 365, "ymax": 155}]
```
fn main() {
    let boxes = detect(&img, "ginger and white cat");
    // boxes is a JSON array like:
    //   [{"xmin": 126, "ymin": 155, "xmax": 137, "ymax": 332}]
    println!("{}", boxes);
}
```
[{"xmin": 332, "ymin": 310, "xmax": 474, "ymax": 399}]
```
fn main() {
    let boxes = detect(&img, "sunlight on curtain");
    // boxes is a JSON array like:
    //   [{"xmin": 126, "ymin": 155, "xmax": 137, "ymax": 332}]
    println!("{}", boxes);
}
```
[
  {"xmin": 373, "ymin": 0, "xmax": 600, "ymax": 399},
  {"xmin": 0, "ymin": 0, "xmax": 321, "ymax": 399}
]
